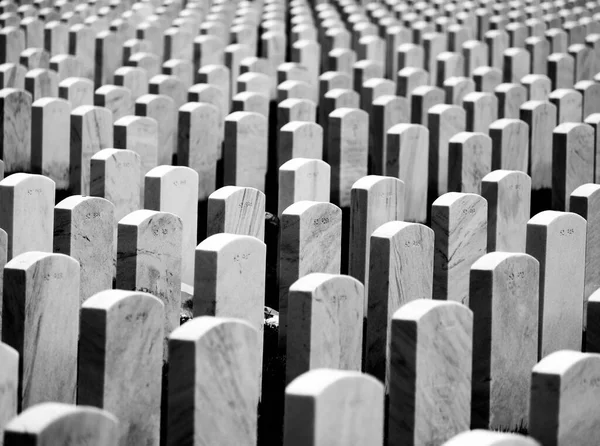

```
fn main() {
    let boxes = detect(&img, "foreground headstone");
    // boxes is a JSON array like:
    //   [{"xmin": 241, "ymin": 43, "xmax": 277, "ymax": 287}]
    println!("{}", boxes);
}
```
[
  {"xmin": 470, "ymin": 252, "xmax": 539, "ymax": 430},
  {"xmin": 207, "ymin": 186, "xmax": 265, "ymax": 241},
  {"xmin": 279, "ymin": 201, "xmax": 342, "ymax": 351},
  {"xmin": 116, "ymin": 210, "xmax": 182, "ymax": 357},
  {"xmin": 78, "ymin": 290, "xmax": 163, "ymax": 446},
  {"xmin": 432, "ymin": 193, "xmax": 487, "ymax": 305},
  {"xmin": 0, "ymin": 342, "xmax": 17, "ymax": 444},
  {"xmin": 571, "ymin": 184, "xmax": 600, "ymax": 325},
  {"xmin": 366, "ymin": 222, "xmax": 434, "ymax": 386},
  {"xmin": 481, "ymin": 170, "xmax": 531, "ymax": 252},
  {"xmin": 530, "ymin": 351, "xmax": 600, "ymax": 446},
  {"xmin": 389, "ymin": 300, "xmax": 473, "ymax": 446},
  {"xmin": 286, "ymin": 274, "xmax": 364, "ymax": 383},
  {"xmin": 3, "ymin": 403, "xmax": 118, "ymax": 446},
  {"xmin": 442, "ymin": 430, "xmax": 540, "ymax": 445},
  {"xmin": 3, "ymin": 252, "xmax": 79, "ymax": 409},
  {"xmin": 526, "ymin": 211, "xmax": 586, "ymax": 358},
  {"xmin": 54, "ymin": 196, "xmax": 115, "ymax": 303},
  {"xmin": 168, "ymin": 317, "xmax": 259, "ymax": 446},
  {"xmin": 283, "ymin": 369, "xmax": 384, "ymax": 446},
  {"xmin": 0, "ymin": 173, "xmax": 54, "ymax": 260}
]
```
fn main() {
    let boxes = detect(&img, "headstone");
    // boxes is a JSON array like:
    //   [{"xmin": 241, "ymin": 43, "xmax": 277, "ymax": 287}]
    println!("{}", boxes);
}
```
[
  {"xmin": 78, "ymin": 290, "xmax": 163, "ymax": 446},
  {"xmin": 549, "ymin": 88, "xmax": 583, "ymax": 124},
  {"xmin": 3, "ymin": 403, "xmax": 118, "ymax": 445},
  {"xmin": 0, "ymin": 173, "xmax": 54, "ymax": 259},
  {"xmin": 366, "ymin": 221, "xmax": 434, "ymax": 386},
  {"xmin": 464, "ymin": 92, "xmax": 498, "ymax": 133},
  {"xmin": 279, "ymin": 121, "xmax": 323, "ymax": 166},
  {"xmin": 327, "ymin": 108, "xmax": 368, "ymax": 207},
  {"xmin": 530, "ymin": 351, "xmax": 600, "ymax": 446},
  {"xmin": 90, "ymin": 148, "xmax": 141, "ymax": 222},
  {"xmin": 283, "ymin": 369, "xmax": 384, "ymax": 446},
  {"xmin": 349, "ymin": 175, "xmax": 404, "ymax": 311},
  {"xmin": 526, "ymin": 211, "xmax": 586, "ymax": 358},
  {"xmin": 482, "ymin": 170, "xmax": 531, "ymax": 252},
  {"xmin": 177, "ymin": 102, "xmax": 219, "ymax": 200},
  {"xmin": 0, "ymin": 88, "xmax": 31, "ymax": 172},
  {"xmin": 432, "ymin": 192, "xmax": 488, "ymax": 304},
  {"xmin": 135, "ymin": 93, "xmax": 175, "ymax": 165},
  {"xmin": 279, "ymin": 201, "xmax": 342, "ymax": 351},
  {"xmin": 207, "ymin": 186, "xmax": 265, "ymax": 241},
  {"xmin": 286, "ymin": 273, "xmax": 363, "ymax": 384},
  {"xmin": 448, "ymin": 132, "xmax": 492, "ymax": 194},
  {"xmin": 552, "ymin": 123, "xmax": 594, "ymax": 210},
  {"xmin": 371, "ymin": 95, "xmax": 409, "ymax": 176},
  {"xmin": 389, "ymin": 299, "xmax": 473, "ymax": 445},
  {"xmin": 496, "ymin": 83, "xmax": 528, "ymax": 119},
  {"xmin": 489, "ymin": 118, "xmax": 529, "ymax": 171},
  {"xmin": 94, "ymin": 84, "xmax": 133, "ymax": 122},
  {"xmin": 167, "ymin": 317, "xmax": 259, "ymax": 446},
  {"xmin": 571, "ymin": 184, "xmax": 600, "ymax": 326},
  {"xmin": 442, "ymin": 430, "xmax": 540, "ymax": 445},
  {"xmin": 31, "ymin": 97, "xmax": 70, "ymax": 189},
  {"xmin": 145, "ymin": 166, "xmax": 198, "ymax": 286},
  {"xmin": 470, "ymin": 252, "xmax": 539, "ymax": 430},
  {"xmin": 70, "ymin": 105, "xmax": 113, "ymax": 195},
  {"xmin": 3, "ymin": 252, "xmax": 79, "ymax": 408},
  {"xmin": 194, "ymin": 234, "xmax": 265, "ymax": 383},
  {"xmin": 278, "ymin": 158, "xmax": 330, "ymax": 218},
  {"xmin": 520, "ymin": 101, "xmax": 557, "ymax": 190},
  {"xmin": 116, "ymin": 209, "xmax": 182, "ymax": 356},
  {"xmin": 429, "ymin": 104, "xmax": 466, "ymax": 196},
  {"xmin": 58, "ymin": 77, "xmax": 93, "ymax": 109},
  {"xmin": 223, "ymin": 111, "xmax": 268, "ymax": 192},
  {"xmin": 54, "ymin": 196, "xmax": 115, "ymax": 303}
]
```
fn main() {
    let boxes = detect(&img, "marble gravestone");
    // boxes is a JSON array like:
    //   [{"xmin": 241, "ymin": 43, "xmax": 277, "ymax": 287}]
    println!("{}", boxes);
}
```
[
  {"xmin": 278, "ymin": 159, "xmax": 330, "ymax": 218},
  {"xmin": 470, "ymin": 252, "xmax": 539, "ymax": 431},
  {"xmin": 530, "ymin": 351, "xmax": 600, "ymax": 446},
  {"xmin": 432, "ymin": 193, "xmax": 487, "ymax": 305},
  {"xmin": 78, "ymin": 290, "xmax": 163, "ymax": 446},
  {"xmin": 145, "ymin": 166, "xmax": 198, "ymax": 287},
  {"xmin": 207, "ymin": 186, "xmax": 266, "ymax": 241},
  {"xmin": 116, "ymin": 210, "xmax": 182, "ymax": 357},
  {"xmin": 194, "ymin": 234, "xmax": 266, "ymax": 386},
  {"xmin": 526, "ymin": 211, "xmax": 586, "ymax": 358},
  {"xmin": 0, "ymin": 343, "xmax": 17, "ymax": 445},
  {"xmin": 168, "ymin": 317, "xmax": 259, "ymax": 446},
  {"xmin": 0, "ymin": 173, "xmax": 54, "ymax": 260},
  {"xmin": 286, "ymin": 273, "xmax": 364, "ymax": 384},
  {"xmin": 54, "ymin": 196, "xmax": 115, "ymax": 303},
  {"xmin": 389, "ymin": 300, "xmax": 473, "ymax": 446},
  {"xmin": 349, "ymin": 175, "xmax": 404, "ymax": 313},
  {"xmin": 90, "ymin": 149, "xmax": 141, "ymax": 222},
  {"xmin": 279, "ymin": 201, "xmax": 342, "ymax": 352},
  {"xmin": 283, "ymin": 369, "xmax": 384, "ymax": 446},
  {"xmin": 366, "ymin": 221, "xmax": 434, "ymax": 387},
  {"xmin": 3, "ymin": 403, "xmax": 118, "ymax": 446},
  {"xmin": 2, "ymin": 252, "xmax": 80, "ymax": 409}
]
